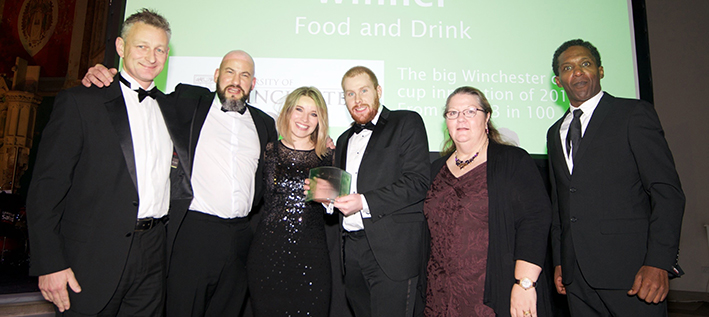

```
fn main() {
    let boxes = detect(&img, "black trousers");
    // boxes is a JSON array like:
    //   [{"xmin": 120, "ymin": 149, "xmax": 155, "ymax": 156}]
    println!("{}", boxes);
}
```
[
  {"xmin": 166, "ymin": 211, "xmax": 252, "ymax": 317},
  {"xmin": 344, "ymin": 230, "xmax": 417, "ymax": 317},
  {"xmin": 61, "ymin": 221, "xmax": 167, "ymax": 317},
  {"xmin": 565, "ymin": 260, "xmax": 668, "ymax": 317}
]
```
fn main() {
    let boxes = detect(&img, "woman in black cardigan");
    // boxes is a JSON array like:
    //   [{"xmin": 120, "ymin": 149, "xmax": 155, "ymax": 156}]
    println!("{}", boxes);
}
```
[{"xmin": 424, "ymin": 86, "xmax": 552, "ymax": 317}]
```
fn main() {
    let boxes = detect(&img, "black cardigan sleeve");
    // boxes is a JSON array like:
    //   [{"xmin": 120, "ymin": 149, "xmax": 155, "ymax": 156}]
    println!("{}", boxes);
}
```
[{"xmin": 484, "ymin": 142, "xmax": 552, "ymax": 316}]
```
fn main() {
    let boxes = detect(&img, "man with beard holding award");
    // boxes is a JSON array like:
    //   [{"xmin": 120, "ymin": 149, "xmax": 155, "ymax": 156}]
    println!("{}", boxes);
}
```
[
  {"xmin": 82, "ymin": 50, "xmax": 278, "ymax": 316},
  {"xmin": 331, "ymin": 66, "xmax": 431, "ymax": 317}
]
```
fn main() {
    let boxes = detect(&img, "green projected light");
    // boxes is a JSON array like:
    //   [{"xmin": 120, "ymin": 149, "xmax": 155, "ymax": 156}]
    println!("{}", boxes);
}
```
[{"xmin": 125, "ymin": 0, "xmax": 638, "ymax": 154}]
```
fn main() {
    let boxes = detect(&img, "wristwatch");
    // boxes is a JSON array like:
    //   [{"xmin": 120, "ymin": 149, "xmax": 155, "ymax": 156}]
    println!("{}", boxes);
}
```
[{"xmin": 515, "ymin": 277, "xmax": 537, "ymax": 290}]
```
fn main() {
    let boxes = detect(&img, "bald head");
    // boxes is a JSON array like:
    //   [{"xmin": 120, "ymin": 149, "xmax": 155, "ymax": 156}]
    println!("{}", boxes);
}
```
[
  {"xmin": 214, "ymin": 50, "xmax": 256, "ymax": 112},
  {"xmin": 221, "ymin": 50, "xmax": 255, "ymax": 76}
]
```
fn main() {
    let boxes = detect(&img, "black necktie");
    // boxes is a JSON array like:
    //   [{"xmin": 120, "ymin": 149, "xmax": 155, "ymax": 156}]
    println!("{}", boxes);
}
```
[
  {"xmin": 566, "ymin": 109, "xmax": 583, "ymax": 159},
  {"xmin": 353, "ymin": 122, "xmax": 375, "ymax": 134},
  {"xmin": 136, "ymin": 87, "xmax": 159, "ymax": 102}
]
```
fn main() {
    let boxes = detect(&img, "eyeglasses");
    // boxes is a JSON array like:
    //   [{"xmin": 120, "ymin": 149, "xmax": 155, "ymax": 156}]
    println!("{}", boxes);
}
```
[{"xmin": 444, "ymin": 108, "xmax": 485, "ymax": 120}]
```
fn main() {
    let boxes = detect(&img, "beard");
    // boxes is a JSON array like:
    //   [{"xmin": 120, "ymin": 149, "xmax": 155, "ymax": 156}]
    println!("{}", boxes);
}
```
[
  {"xmin": 349, "ymin": 99, "xmax": 380, "ymax": 125},
  {"xmin": 217, "ymin": 82, "xmax": 249, "ymax": 113}
]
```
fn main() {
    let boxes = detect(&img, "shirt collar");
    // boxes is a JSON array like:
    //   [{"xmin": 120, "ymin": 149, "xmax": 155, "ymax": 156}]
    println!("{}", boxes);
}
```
[
  {"xmin": 572, "ymin": 90, "xmax": 604, "ymax": 115},
  {"xmin": 119, "ymin": 72, "xmax": 156, "ymax": 91},
  {"xmin": 370, "ymin": 105, "xmax": 383, "ymax": 125}
]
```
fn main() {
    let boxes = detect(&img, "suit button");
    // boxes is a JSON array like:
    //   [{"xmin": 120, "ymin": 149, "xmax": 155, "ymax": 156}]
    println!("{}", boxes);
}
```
[
  {"xmin": 126, "ymin": 232, "xmax": 132, "ymax": 237},
  {"xmin": 569, "ymin": 187, "xmax": 576, "ymax": 193},
  {"xmin": 570, "ymin": 217, "xmax": 577, "ymax": 223},
  {"xmin": 132, "ymin": 201, "xmax": 139, "ymax": 206},
  {"xmin": 378, "ymin": 214, "xmax": 384, "ymax": 219}
]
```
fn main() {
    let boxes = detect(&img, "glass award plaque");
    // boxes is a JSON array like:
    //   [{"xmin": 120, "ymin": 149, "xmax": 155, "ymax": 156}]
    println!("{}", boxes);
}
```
[{"xmin": 306, "ymin": 166, "xmax": 352, "ymax": 203}]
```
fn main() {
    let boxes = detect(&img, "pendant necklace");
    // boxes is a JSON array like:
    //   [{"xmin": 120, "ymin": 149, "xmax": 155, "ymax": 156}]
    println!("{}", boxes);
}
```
[
  {"xmin": 454, "ymin": 152, "xmax": 478, "ymax": 169},
  {"xmin": 454, "ymin": 139, "xmax": 488, "ymax": 169}
]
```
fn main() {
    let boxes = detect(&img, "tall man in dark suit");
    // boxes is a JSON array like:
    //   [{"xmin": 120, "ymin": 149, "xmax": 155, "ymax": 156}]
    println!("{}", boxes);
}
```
[
  {"xmin": 332, "ymin": 66, "xmax": 431, "ymax": 317},
  {"xmin": 547, "ymin": 39, "xmax": 685, "ymax": 316},
  {"xmin": 82, "ymin": 50, "xmax": 278, "ymax": 316},
  {"xmin": 26, "ymin": 9, "xmax": 190, "ymax": 316}
]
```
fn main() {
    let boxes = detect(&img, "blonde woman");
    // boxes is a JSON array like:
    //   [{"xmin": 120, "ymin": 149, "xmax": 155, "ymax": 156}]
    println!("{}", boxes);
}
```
[{"xmin": 247, "ymin": 86, "xmax": 334, "ymax": 316}]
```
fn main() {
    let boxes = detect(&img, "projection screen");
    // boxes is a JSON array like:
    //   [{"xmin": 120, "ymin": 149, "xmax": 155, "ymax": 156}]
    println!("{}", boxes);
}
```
[{"xmin": 122, "ymin": 0, "xmax": 642, "ymax": 154}]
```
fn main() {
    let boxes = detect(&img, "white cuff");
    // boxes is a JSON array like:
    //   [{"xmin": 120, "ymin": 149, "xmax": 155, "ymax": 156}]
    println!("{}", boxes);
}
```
[{"xmin": 360, "ymin": 194, "xmax": 371, "ymax": 218}]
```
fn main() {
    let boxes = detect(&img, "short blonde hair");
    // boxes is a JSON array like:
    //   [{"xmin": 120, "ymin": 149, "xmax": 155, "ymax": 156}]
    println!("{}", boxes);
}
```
[
  {"xmin": 277, "ymin": 87, "xmax": 330, "ymax": 158},
  {"xmin": 121, "ymin": 8, "xmax": 171, "ymax": 40}
]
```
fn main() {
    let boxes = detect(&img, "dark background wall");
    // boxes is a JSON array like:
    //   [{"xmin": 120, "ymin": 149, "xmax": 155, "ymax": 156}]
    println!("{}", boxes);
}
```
[{"xmin": 645, "ymin": 0, "xmax": 709, "ymax": 293}]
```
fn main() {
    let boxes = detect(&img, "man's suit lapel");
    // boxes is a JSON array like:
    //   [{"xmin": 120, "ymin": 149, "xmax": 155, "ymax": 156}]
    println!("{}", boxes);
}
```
[
  {"xmin": 362, "ymin": 106, "xmax": 389, "ymax": 162},
  {"xmin": 104, "ymin": 82, "xmax": 138, "ymax": 190},
  {"xmin": 156, "ymin": 93, "xmax": 191, "ymax": 180},
  {"xmin": 551, "ymin": 111, "xmax": 571, "ymax": 179},
  {"xmin": 189, "ymin": 92, "xmax": 213, "ymax": 164},
  {"xmin": 337, "ymin": 129, "xmax": 354, "ymax": 169},
  {"xmin": 574, "ymin": 93, "xmax": 613, "ymax": 162},
  {"xmin": 247, "ymin": 105, "xmax": 270, "ymax": 151}
]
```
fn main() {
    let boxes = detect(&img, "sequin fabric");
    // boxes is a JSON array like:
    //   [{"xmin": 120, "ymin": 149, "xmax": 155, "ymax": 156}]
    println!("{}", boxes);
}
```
[{"xmin": 247, "ymin": 141, "xmax": 333, "ymax": 316}]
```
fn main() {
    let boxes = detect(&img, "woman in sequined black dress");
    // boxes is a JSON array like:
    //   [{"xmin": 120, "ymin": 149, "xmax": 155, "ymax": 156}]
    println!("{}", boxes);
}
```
[{"xmin": 247, "ymin": 87, "xmax": 333, "ymax": 316}]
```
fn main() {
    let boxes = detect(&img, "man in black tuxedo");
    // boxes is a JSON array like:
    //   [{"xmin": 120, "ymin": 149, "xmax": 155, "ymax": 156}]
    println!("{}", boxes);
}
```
[
  {"xmin": 332, "ymin": 66, "xmax": 430, "ymax": 317},
  {"xmin": 26, "ymin": 9, "xmax": 191, "ymax": 316},
  {"xmin": 82, "ymin": 50, "xmax": 278, "ymax": 316},
  {"xmin": 547, "ymin": 39, "xmax": 685, "ymax": 316}
]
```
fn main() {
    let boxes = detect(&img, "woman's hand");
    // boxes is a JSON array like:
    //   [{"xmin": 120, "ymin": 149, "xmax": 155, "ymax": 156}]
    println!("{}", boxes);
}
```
[
  {"xmin": 511, "ymin": 260, "xmax": 542, "ymax": 317},
  {"xmin": 510, "ymin": 284, "xmax": 537, "ymax": 317}
]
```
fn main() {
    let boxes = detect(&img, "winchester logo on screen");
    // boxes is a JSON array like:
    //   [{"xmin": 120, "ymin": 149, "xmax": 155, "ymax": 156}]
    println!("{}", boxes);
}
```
[{"xmin": 319, "ymin": 0, "xmax": 444, "ymax": 7}]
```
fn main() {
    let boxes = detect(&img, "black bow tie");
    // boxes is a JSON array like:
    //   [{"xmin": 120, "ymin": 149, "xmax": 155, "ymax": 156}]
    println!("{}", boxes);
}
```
[
  {"xmin": 353, "ymin": 122, "xmax": 375, "ymax": 134},
  {"xmin": 221, "ymin": 105, "xmax": 247, "ymax": 115},
  {"xmin": 118, "ymin": 74, "xmax": 160, "ymax": 102},
  {"xmin": 136, "ymin": 87, "xmax": 160, "ymax": 102}
]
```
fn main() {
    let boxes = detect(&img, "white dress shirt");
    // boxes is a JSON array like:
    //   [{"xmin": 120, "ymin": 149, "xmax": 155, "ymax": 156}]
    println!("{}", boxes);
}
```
[
  {"xmin": 118, "ymin": 72, "xmax": 172, "ymax": 219},
  {"xmin": 342, "ymin": 108, "xmax": 382, "ymax": 232},
  {"xmin": 188, "ymin": 96, "xmax": 260, "ymax": 219},
  {"xmin": 559, "ymin": 91, "xmax": 604, "ymax": 173}
]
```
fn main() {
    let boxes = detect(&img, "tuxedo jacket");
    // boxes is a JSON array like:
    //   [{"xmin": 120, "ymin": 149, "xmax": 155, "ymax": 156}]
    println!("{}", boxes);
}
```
[
  {"xmin": 163, "ymin": 84, "xmax": 278, "ymax": 260},
  {"xmin": 335, "ymin": 106, "xmax": 431, "ymax": 281},
  {"xmin": 547, "ymin": 93, "xmax": 684, "ymax": 289},
  {"xmin": 26, "ymin": 81, "xmax": 191, "ymax": 313}
]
